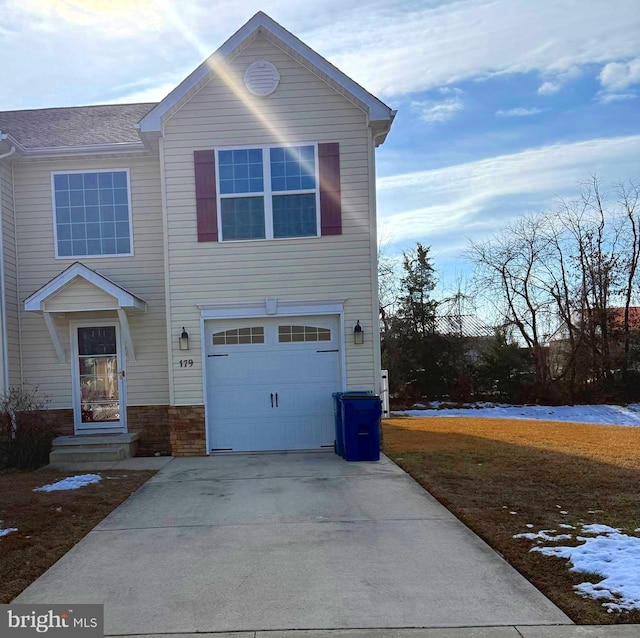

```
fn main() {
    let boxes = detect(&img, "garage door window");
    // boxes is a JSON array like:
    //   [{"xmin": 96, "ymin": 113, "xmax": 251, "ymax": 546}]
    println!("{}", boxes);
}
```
[
  {"xmin": 278, "ymin": 325, "xmax": 331, "ymax": 343},
  {"xmin": 213, "ymin": 327, "xmax": 264, "ymax": 345}
]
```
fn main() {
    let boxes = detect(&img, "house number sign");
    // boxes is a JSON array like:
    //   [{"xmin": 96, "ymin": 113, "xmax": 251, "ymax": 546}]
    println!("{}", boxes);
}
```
[{"xmin": 179, "ymin": 359, "xmax": 194, "ymax": 368}]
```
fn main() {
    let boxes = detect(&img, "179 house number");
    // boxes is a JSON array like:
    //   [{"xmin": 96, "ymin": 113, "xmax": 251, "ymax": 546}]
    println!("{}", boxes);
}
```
[{"xmin": 179, "ymin": 359, "xmax": 194, "ymax": 368}]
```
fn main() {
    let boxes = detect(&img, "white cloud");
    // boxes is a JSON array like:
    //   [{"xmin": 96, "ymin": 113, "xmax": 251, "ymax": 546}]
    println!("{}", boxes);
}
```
[
  {"xmin": 310, "ymin": 0, "xmax": 640, "ymax": 98},
  {"xmin": 538, "ymin": 81, "xmax": 561, "ymax": 95},
  {"xmin": 377, "ymin": 135, "xmax": 640, "ymax": 248},
  {"xmin": 600, "ymin": 58, "xmax": 640, "ymax": 90},
  {"xmin": 496, "ymin": 107, "xmax": 545, "ymax": 117},
  {"xmin": 597, "ymin": 92, "xmax": 638, "ymax": 104},
  {"xmin": 1, "ymin": 0, "xmax": 638, "ymax": 109},
  {"xmin": 411, "ymin": 96, "xmax": 464, "ymax": 124}
]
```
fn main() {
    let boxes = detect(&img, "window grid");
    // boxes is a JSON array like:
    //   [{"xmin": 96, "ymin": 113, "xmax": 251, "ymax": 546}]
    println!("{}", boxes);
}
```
[
  {"xmin": 212, "ymin": 327, "xmax": 265, "ymax": 345},
  {"xmin": 217, "ymin": 145, "xmax": 319, "ymax": 242},
  {"xmin": 53, "ymin": 170, "xmax": 132, "ymax": 258},
  {"xmin": 278, "ymin": 325, "xmax": 331, "ymax": 343}
]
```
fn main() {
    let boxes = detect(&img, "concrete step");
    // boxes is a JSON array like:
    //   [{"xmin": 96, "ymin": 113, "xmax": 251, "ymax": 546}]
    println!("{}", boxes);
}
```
[
  {"xmin": 50, "ymin": 433, "xmax": 139, "ymax": 463},
  {"xmin": 49, "ymin": 446, "xmax": 127, "ymax": 463}
]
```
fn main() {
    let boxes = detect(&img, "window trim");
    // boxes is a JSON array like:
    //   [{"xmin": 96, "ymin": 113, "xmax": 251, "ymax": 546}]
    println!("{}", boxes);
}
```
[
  {"xmin": 215, "ymin": 143, "xmax": 321, "ymax": 242},
  {"xmin": 51, "ymin": 168, "xmax": 134, "ymax": 260}
]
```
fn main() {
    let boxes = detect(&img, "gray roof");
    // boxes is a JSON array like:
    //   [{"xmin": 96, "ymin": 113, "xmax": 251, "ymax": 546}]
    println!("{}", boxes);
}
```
[{"xmin": 0, "ymin": 103, "xmax": 156, "ymax": 149}]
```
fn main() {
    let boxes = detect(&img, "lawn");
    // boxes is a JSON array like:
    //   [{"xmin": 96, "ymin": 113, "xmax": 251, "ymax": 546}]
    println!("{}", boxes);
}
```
[
  {"xmin": 383, "ymin": 416, "xmax": 640, "ymax": 625},
  {"xmin": 0, "ymin": 468, "xmax": 155, "ymax": 603}
]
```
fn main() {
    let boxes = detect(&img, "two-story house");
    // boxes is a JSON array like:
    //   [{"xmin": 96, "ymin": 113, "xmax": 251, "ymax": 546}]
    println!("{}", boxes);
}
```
[{"xmin": 0, "ymin": 12, "xmax": 395, "ymax": 458}]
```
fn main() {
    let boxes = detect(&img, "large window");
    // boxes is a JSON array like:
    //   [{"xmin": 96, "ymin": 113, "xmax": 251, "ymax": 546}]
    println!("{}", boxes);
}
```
[
  {"xmin": 217, "ymin": 145, "xmax": 318, "ymax": 241},
  {"xmin": 52, "ymin": 170, "xmax": 133, "ymax": 258}
]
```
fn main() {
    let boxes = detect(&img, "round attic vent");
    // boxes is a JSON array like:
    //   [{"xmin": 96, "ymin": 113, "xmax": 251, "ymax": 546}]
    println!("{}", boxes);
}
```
[{"xmin": 243, "ymin": 60, "xmax": 280, "ymax": 96}]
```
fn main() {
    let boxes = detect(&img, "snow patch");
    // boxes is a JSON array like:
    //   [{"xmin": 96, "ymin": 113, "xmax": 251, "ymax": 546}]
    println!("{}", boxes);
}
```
[
  {"xmin": 559, "ymin": 524, "xmax": 576, "ymax": 529},
  {"xmin": 531, "ymin": 526, "xmax": 640, "ymax": 611},
  {"xmin": 0, "ymin": 527, "xmax": 17, "ymax": 537},
  {"xmin": 34, "ymin": 474, "xmax": 102, "ymax": 492},
  {"xmin": 514, "ymin": 529, "xmax": 572, "ymax": 542},
  {"xmin": 582, "ymin": 524, "xmax": 621, "ymax": 535},
  {"xmin": 394, "ymin": 403, "xmax": 640, "ymax": 427}
]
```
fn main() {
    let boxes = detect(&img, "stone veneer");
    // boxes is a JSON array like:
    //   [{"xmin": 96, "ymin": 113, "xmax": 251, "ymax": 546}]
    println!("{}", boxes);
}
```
[
  {"xmin": 168, "ymin": 405, "xmax": 207, "ymax": 456},
  {"xmin": 127, "ymin": 405, "xmax": 171, "ymax": 456},
  {"xmin": 39, "ymin": 409, "xmax": 74, "ymax": 437},
  {"xmin": 34, "ymin": 405, "xmax": 202, "ymax": 457}
]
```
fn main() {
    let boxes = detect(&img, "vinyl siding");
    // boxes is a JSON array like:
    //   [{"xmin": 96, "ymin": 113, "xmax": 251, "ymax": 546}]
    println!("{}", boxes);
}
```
[
  {"xmin": 43, "ymin": 279, "xmax": 119, "ymax": 312},
  {"xmin": 1, "ymin": 161, "xmax": 20, "ymax": 388},
  {"xmin": 162, "ymin": 34, "xmax": 377, "ymax": 405},
  {"xmin": 13, "ymin": 155, "xmax": 169, "ymax": 409}
]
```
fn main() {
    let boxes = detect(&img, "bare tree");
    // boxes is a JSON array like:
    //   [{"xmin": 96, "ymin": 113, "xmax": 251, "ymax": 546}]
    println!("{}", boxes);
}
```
[
  {"xmin": 469, "ymin": 215, "xmax": 554, "ymax": 387},
  {"xmin": 618, "ymin": 180, "xmax": 640, "ymax": 378}
]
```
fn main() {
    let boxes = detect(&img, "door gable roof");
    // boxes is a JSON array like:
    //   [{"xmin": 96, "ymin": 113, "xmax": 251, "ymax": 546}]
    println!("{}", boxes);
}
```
[{"xmin": 24, "ymin": 262, "xmax": 146, "ymax": 313}]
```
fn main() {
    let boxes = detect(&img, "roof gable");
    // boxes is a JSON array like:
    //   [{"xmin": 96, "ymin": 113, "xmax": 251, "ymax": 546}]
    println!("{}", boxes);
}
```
[{"xmin": 139, "ymin": 12, "xmax": 395, "ymax": 136}]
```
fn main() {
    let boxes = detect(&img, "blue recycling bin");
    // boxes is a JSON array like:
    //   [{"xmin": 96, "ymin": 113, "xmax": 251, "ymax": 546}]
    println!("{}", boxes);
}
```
[
  {"xmin": 340, "ymin": 394, "xmax": 382, "ymax": 462},
  {"xmin": 332, "ymin": 391, "xmax": 372, "ymax": 457}
]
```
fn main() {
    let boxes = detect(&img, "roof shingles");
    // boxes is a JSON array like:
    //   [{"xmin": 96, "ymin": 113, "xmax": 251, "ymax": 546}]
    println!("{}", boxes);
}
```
[{"xmin": 0, "ymin": 103, "xmax": 156, "ymax": 149}]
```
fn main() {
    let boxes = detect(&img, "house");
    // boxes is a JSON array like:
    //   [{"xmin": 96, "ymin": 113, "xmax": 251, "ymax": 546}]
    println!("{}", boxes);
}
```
[
  {"xmin": 548, "ymin": 307, "xmax": 640, "ymax": 379},
  {"xmin": 0, "ymin": 12, "xmax": 395, "ymax": 457}
]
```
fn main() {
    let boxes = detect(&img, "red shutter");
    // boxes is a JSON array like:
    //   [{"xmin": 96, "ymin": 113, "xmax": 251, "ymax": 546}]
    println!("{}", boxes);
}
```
[
  {"xmin": 318, "ymin": 142, "xmax": 342, "ymax": 235},
  {"xmin": 194, "ymin": 150, "xmax": 218, "ymax": 242}
]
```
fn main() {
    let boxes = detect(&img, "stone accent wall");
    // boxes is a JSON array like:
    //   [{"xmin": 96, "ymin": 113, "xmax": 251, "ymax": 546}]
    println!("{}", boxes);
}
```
[
  {"xmin": 127, "ymin": 405, "xmax": 171, "ymax": 456},
  {"xmin": 168, "ymin": 405, "xmax": 206, "ymax": 456},
  {"xmin": 39, "ymin": 409, "xmax": 74, "ymax": 436}
]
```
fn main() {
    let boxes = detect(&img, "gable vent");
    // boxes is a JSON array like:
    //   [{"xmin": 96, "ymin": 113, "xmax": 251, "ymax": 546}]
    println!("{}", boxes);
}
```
[{"xmin": 243, "ymin": 60, "xmax": 280, "ymax": 96}]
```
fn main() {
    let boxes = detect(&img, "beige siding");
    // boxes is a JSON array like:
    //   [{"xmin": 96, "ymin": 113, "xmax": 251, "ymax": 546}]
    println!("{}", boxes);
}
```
[
  {"xmin": 13, "ymin": 155, "xmax": 169, "ymax": 409},
  {"xmin": 1, "ymin": 161, "xmax": 20, "ymax": 388},
  {"xmin": 43, "ymin": 279, "xmax": 119, "ymax": 312},
  {"xmin": 163, "ymin": 35, "xmax": 377, "ymax": 405}
]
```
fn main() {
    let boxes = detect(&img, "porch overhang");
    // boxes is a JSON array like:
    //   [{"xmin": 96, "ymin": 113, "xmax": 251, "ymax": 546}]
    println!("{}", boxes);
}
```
[{"xmin": 24, "ymin": 262, "xmax": 146, "ymax": 363}]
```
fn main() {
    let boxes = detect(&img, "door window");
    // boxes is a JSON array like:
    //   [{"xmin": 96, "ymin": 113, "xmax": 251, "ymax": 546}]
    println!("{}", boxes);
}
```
[{"xmin": 77, "ymin": 326, "xmax": 120, "ymax": 423}]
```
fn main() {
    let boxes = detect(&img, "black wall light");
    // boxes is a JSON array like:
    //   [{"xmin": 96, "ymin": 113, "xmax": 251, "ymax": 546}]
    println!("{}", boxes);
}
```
[
  {"xmin": 179, "ymin": 327, "xmax": 190, "ymax": 351},
  {"xmin": 354, "ymin": 320, "xmax": 364, "ymax": 345}
]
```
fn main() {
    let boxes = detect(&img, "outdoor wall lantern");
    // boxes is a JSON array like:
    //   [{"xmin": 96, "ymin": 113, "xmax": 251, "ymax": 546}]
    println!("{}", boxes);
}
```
[
  {"xmin": 179, "ymin": 327, "xmax": 190, "ymax": 351},
  {"xmin": 353, "ymin": 320, "xmax": 364, "ymax": 345}
]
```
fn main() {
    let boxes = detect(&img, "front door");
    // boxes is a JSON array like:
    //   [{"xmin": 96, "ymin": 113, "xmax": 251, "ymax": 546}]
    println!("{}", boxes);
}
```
[{"xmin": 72, "ymin": 323, "xmax": 127, "ymax": 433}]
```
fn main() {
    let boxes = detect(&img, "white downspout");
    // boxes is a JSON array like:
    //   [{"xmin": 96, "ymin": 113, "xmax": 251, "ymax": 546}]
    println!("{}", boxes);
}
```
[{"xmin": 0, "ymin": 138, "xmax": 17, "ymax": 395}]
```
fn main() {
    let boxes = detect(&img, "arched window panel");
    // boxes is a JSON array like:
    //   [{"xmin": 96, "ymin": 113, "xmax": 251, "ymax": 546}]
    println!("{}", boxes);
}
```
[
  {"xmin": 212, "ymin": 327, "xmax": 264, "ymax": 345},
  {"xmin": 278, "ymin": 325, "xmax": 331, "ymax": 343}
]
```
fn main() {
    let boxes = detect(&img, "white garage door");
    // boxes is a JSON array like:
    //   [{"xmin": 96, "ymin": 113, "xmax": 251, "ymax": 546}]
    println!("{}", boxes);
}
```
[{"xmin": 205, "ymin": 315, "xmax": 342, "ymax": 452}]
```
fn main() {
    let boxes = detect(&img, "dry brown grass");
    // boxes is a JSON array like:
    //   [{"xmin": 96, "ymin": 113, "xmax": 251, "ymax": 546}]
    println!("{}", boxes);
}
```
[
  {"xmin": 383, "ymin": 416, "xmax": 640, "ymax": 625},
  {"xmin": 0, "ymin": 469, "xmax": 155, "ymax": 603}
]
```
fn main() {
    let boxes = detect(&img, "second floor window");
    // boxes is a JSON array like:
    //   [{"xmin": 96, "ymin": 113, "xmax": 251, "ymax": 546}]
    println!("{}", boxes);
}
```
[
  {"xmin": 52, "ymin": 170, "xmax": 133, "ymax": 258},
  {"xmin": 217, "ymin": 145, "xmax": 318, "ymax": 241}
]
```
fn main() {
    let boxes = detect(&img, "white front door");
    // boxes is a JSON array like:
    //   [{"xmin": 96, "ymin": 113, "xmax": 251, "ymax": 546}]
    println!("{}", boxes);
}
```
[
  {"xmin": 205, "ymin": 315, "xmax": 341, "ymax": 452},
  {"xmin": 71, "ymin": 323, "xmax": 127, "ymax": 433}
]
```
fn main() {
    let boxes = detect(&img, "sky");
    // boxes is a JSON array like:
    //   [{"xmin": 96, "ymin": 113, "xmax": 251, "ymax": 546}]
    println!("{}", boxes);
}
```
[{"xmin": 1, "ymin": 0, "xmax": 640, "ymax": 295}]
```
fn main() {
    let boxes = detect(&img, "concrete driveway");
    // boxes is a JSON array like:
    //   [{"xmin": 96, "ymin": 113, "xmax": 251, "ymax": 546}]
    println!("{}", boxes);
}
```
[{"xmin": 16, "ymin": 452, "xmax": 571, "ymax": 635}]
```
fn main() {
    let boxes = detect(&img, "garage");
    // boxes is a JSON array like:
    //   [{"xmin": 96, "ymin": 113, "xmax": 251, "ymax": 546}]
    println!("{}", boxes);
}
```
[{"xmin": 205, "ymin": 315, "xmax": 342, "ymax": 452}]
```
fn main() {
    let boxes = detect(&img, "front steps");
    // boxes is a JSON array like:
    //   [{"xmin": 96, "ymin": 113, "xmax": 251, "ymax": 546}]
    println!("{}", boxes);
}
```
[{"xmin": 49, "ymin": 433, "xmax": 140, "ymax": 464}]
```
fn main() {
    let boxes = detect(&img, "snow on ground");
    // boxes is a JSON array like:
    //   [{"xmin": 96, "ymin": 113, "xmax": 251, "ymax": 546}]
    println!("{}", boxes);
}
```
[
  {"xmin": 33, "ymin": 474, "xmax": 102, "ymax": 492},
  {"xmin": 514, "ymin": 530, "xmax": 573, "ymax": 542},
  {"xmin": 0, "ymin": 525, "xmax": 17, "ymax": 537},
  {"xmin": 529, "ymin": 524, "xmax": 640, "ymax": 612},
  {"xmin": 394, "ymin": 402, "xmax": 640, "ymax": 426}
]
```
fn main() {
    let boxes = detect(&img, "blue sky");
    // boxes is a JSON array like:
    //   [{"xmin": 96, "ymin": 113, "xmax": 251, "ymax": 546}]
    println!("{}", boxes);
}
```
[{"xmin": 1, "ymin": 0, "xmax": 640, "ymax": 294}]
